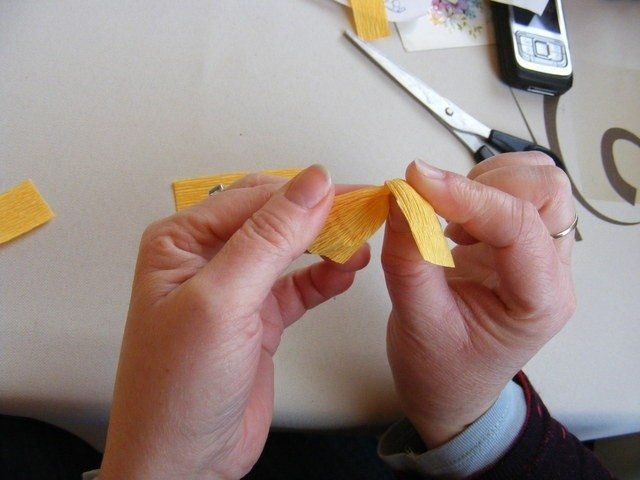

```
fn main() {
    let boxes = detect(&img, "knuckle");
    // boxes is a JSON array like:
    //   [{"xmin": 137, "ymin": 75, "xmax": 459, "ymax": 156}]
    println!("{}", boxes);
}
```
[
  {"xmin": 520, "ymin": 200, "xmax": 540, "ymax": 224},
  {"xmin": 546, "ymin": 165, "xmax": 572, "ymax": 197},
  {"xmin": 541, "ymin": 166, "xmax": 574, "ymax": 219},
  {"xmin": 448, "ymin": 175, "xmax": 483, "ymax": 221},
  {"xmin": 140, "ymin": 219, "xmax": 164, "ymax": 243},
  {"xmin": 243, "ymin": 207, "xmax": 296, "ymax": 256},
  {"xmin": 140, "ymin": 219, "xmax": 193, "ymax": 261},
  {"xmin": 538, "ymin": 162, "xmax": 568, "ymax": 186},
  {"xmin": 139, "ymin": 220, "xmax": 175, "ymax": 256},
  {"xmin": 524, "ymin": 150, "xmax": 555, "ymax": 166},
  {"xmin": 230, "ymin": 173, "xmax": 263, "ymax": 189},
  {"xmin": 452, "ymin": 175, "xmax": 510, "ymax": 217},
  {"xmin": 230, "ymin": 173, "xmax": 285, "ymax": 189},
  {"xmin": 513, "ymin": 200, "xmax": 541, "ymax": 242},
  {"xmin": 142, "ymin": 226, "xmax": 177, "ymax": 257}
]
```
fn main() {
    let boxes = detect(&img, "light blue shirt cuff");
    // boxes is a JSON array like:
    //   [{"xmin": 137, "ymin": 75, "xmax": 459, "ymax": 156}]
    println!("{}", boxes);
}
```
[
  {"xmin": 82, "ymin": 469, "xmax": 100, "ymax": 479},
  {"xmin": 378, "ymin": 380, "xmax": 527, "ymax": 478}
]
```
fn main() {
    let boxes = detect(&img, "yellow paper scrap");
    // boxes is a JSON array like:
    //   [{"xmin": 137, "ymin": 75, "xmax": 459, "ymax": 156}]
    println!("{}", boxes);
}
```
[
  {"xmin": 0, "ymin": 180, "xmax": 55, "ymax": 244},
  {"xmin": 172, "ymin": 168, "xmax": 301, "ymax": 211},
  {"xmin": 350, "ymin": 0, "xmax": 391, "ymax": 41},
  {"xmin": 173, "ymin": 169, "xmax": 454, "ymax": 267}
]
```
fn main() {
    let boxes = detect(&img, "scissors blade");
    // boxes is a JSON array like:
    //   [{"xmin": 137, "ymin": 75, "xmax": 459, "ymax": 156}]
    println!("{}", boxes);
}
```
[
  {"xmin": 451, "ymin": 129, "xmax": 491, "ymax": 155},
  {"xmin": 344, "ymin": 31, "xmax": 492, "ymax": 140}
]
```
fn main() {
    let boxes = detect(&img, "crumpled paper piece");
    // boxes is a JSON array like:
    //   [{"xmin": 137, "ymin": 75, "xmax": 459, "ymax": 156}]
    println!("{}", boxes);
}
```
[{"xmin": 173, "ymin": 169, "xmax": 454, "ymax": 267}]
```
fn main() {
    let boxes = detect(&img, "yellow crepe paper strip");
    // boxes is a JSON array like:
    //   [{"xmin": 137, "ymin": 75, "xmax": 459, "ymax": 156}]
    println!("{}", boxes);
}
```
[
  {"xmin": 350, "ymin": 0, "xmax": 391, "ymax": 41},
  {"xmin": 172, "ymin": 168, "xmax": 302, "ymax": 211},
  {"xmin": 173, "ymin": 170, "xmax": 453, "ymax": 267},
  {"xmin": 0, "ymin": 180, "xmax": 55, "ymax": 244},
  {"xmin": 385, "ymin": 179, "xmax": 450, "ymax": 265},
  {"xmin": 308, "ymin": 185, "xmax": 389, "ymax": 263}
]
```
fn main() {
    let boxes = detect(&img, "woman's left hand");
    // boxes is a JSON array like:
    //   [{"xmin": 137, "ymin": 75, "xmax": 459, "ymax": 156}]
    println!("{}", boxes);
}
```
[{"xmin": 382, "ymin": 154, "xmax": 576, "ymax": 448}]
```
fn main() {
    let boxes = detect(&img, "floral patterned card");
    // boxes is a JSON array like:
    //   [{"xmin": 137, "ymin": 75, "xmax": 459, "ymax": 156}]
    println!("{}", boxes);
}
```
[{"xmin": 397, "ymin": 0, "xmax": 495, "ymax": 51}]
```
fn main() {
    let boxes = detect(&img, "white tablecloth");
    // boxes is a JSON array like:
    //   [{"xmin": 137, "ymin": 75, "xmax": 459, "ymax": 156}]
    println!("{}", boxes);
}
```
[{"xmin": 1, "ymin": 0, "xmax": 638, "ymax": 449}]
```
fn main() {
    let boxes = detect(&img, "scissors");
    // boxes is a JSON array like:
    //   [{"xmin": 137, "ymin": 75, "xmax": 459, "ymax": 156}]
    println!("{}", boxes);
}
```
[{"xmin": 344, "ymin": 31, "xmax": 567, "ymax": 172}]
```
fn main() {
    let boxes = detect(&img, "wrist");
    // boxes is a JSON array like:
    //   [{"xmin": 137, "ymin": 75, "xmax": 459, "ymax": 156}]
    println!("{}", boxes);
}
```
[
  {"xmin": 407, "ymin": 388, "xmax": 505, "ymax": 449},
  {"xmin": 100, "ymin": 426, "xmax": 216, "ymax": 480},
  {"xmin": 379, "ymin": 382, "xmax": 527, "ymax": 477},
  {"xmin": 411, "ymin": 421, "xmax": 469, "ymax": 449},
  {"xmin": 100, "ymin": 453, "xmax": 217, "ymax": 480}
]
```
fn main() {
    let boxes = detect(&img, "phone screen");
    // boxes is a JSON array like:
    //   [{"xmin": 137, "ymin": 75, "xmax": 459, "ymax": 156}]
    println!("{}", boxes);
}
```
[{"xmin": 513, "ymin": 0, "xmax": 560, "ymax": 33}]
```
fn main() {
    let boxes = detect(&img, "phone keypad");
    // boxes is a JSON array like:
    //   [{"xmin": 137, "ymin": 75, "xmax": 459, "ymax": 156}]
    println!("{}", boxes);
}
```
[{"xmin": 516, "ymin": 32, "xmax": 567, "ymax": 67}]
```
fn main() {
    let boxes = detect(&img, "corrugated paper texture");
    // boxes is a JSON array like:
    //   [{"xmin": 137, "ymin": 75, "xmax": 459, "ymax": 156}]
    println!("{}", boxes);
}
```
[
  {"xmin": 350, "ymin": 0, "xmax": 391, "ymax": 41},
  {"xmin": 173, "ymin": 169, "xmax": 453, "ymax": 267},
  {"xmin": 0, "ymin": 180, "xmax": 55, "ymax": 244}
]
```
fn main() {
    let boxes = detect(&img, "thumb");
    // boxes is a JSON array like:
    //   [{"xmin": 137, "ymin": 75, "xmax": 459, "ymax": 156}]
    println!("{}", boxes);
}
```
[
  {"xmin": 198, "ymin": 165, "xmax": 334, "ymax": 313},
  {"xmin": 382, "ymin": 196, "xmax": 453, "ymax": 316}
]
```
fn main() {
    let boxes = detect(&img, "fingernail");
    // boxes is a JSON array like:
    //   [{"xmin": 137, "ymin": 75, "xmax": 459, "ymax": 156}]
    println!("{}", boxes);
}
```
[
  {"xmin": 414, "ymin": 160, "xmax": 446, "ymax": 180},
  {"xmin": 285, "ymin": 164, "xmax": 332, "ymax": 208}
]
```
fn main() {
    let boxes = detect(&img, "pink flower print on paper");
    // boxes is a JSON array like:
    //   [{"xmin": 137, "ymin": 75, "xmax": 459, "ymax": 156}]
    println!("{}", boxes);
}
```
[{"xmin": 430, "ymin": 0, "xmax": 486, "ymax": 37}]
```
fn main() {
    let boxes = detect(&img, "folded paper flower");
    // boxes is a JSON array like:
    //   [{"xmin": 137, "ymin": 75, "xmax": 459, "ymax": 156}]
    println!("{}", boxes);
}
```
[{"xmin": 173, "ymin": 169, "xmax": 454, "ymax": 267}]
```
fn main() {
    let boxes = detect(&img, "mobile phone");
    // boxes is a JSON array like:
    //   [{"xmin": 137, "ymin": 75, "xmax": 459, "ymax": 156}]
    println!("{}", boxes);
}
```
[{"xmin": 492, "ymin": 0, "xmax": 573, "ymax": 96}]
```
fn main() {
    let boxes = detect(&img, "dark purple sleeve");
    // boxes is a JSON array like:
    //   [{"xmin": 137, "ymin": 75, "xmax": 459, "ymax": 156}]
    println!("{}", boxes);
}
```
[
  {"xmin": 394, "ymin": 372, "xmax": 616, "ymax": 480},
  {"xmin": 469, "ymin": 372, "xmax": 615, "ymax": 479}
]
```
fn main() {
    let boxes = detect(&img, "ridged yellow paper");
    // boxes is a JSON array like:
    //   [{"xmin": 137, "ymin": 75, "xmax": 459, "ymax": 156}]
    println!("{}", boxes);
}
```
[
  {"xmin": 172, "ymin": 170, "xmax": 453, "ymax": 267},
  {"xmin": 350, "ymin": 0, "xmax": 391, "ymax": 41},
  {"xmin": 385, "ymin": 179, "xmax": 452, "ymax": 266},
  {"xmin": 0, "ymin": 180, "xmax": 55, "ymax": 244},
  {"xmin": 172, "ymin": 168, "xmax": 301, "ymax": 211},
  {"xmin": 308, "ymin": 185, "xmax": 390, "ymax": 263}
]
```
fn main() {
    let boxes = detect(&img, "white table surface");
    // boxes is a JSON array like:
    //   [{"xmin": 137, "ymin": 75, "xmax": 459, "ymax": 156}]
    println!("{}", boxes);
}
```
[{"xmin": 1, "ymin": 0, "xmax": 638, "ymax": 450}]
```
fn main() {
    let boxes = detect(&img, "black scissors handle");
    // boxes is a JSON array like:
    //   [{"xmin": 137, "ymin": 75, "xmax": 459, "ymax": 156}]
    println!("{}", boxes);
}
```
[
  {"xmin": 476, "ymin": 130, "xmax": 568, "ymax": 173},
  {"xmin": 473, "ymin": 129, "xmax": 581, "ymax": 240},
  {"xmin": 473, "ymin": 145, "xmax": 497, "ymax": 163}
]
